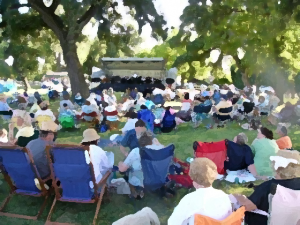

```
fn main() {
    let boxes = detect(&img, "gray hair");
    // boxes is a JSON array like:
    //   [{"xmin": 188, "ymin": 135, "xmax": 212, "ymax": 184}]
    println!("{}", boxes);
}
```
[{"xmin": 236, "ymin": 133, "xmax": 248, "ymax": 145}]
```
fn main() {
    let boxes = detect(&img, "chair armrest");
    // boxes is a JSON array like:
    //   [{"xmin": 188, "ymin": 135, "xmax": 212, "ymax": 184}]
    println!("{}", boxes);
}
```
[{"xmin": 96, "ymin": 170, "xmax": 112, "ymax": 188}]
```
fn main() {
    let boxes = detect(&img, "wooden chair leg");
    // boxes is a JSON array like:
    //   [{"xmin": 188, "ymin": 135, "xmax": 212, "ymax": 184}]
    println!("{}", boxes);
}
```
[
  {"xmin": 0, "ymin": 193, "xmax": 13, "ymax": 211},
  {"xmin": 93, "ymin": 184, "xmax": 106, "ymax": 225},
  {"xmin": 46, "ymin": 198, "xmax": 57, "ymax": 224},
  {"xmin": 36, "ymin": 195, "xmax": 49, "ymax": 219}
]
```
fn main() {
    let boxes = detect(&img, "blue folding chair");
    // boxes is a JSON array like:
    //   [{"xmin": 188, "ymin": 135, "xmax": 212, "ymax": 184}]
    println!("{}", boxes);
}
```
[
  {"xmin": 45, "ymin": 145, "xmax": 111, "ymax": 225},
  {"xmin": 0, "ymin": 146, "xmax": 51, "ymax": 220},
  {"xmin": 140, "ymin": 144, "xmax": 175, "ymax": 192}
]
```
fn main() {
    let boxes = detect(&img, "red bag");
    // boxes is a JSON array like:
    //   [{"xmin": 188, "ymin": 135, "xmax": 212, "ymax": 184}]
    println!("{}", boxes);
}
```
[{"xmin": 194, "ymin": 140, "xmax": 227, "ymax": 174}]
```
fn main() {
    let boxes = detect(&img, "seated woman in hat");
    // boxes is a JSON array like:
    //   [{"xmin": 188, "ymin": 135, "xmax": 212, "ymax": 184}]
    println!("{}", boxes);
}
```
[
  {"xmin": 8, "ymin": 110, "xmax": 39, "ymax": 147},
  {"xmin": 235, "ymin": 150, "xmax": 300, "ymax": 225},
  {"xmin": 168, "ymin": 158, "xmax": 232, "ymax": 225},
  {"xmin": 81, "ymin": 129, "xmax": 114, "ymax": 189}
]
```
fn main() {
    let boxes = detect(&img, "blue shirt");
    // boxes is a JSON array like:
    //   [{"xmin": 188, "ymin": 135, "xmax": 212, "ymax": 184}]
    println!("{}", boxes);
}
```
[
  {"xmin": 0, "ymin": 101, "xmax": 11, "ymax": 120},
  {"xmin": 121, "ymin": 129, "xmax": 139, "ymax": 151},
  {"xmin": 224, "ymin": 140, "xmax": 254, "ymax": 171}
]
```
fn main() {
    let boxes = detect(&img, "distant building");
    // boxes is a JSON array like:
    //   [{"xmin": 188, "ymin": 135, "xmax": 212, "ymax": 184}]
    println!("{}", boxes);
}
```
[{"xmin": 100, "ymin": 57, "xmax": 167, "ymax": 79}]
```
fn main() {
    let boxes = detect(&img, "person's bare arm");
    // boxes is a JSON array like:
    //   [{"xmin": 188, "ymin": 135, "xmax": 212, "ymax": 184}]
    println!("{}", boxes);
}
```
[
  {"xmin": 232, "ymin": 194, "xmax": 257, "ymax": 211},
  {"xmin": 118, "ymin": 161, "xmax": 129, "ymax": 172},
  {"xmin": 120, "ymin": 145, "xmax": 128, "ymax": 157},
  {"xmin": 248, "ymin": 164, "xmax": 258, "ymax": 177}
]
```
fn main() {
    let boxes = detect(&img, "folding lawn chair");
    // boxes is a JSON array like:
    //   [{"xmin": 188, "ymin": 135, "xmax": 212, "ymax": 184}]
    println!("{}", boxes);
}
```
[
  {"xmin": 268, "ymin": 184, "xmax": 300, "ymax": 225},
  {"xmin": 194, "ymin": 206, "xmax": 245, "ymax": 225},
  {"xmin": 193, "ymin": 140, "xmax": 227, "ymax": 174},
  {"xmin": 0, "ymin": 146, "xmax": 51, "ymax": 220},
  {"xmin": 45, "ymin": 144, "xmax": 111, "ymax": 225},
  {"xmin": 140, "ymin": 144, "xmax": 175, "ymax": 192}
]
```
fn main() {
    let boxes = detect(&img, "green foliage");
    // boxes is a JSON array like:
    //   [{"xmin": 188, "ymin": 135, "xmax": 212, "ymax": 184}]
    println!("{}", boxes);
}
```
[
  {"xmin": 0, "ymin": 60, "xmax": 11, "ymax": 78},
  {"xmin": 171, "ymin": 0, "xmax": 300, "ymax": 86}
]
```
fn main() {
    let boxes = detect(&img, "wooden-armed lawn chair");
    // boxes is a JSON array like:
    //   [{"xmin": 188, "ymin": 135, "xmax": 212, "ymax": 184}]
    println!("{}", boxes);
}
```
[
  {"xmin": 45, "ymin": 144, "xmax": 112, "ymax": 225},
  {"xmin": 0, "ymin": 146, "xmax": 51, "ymax": 220}
]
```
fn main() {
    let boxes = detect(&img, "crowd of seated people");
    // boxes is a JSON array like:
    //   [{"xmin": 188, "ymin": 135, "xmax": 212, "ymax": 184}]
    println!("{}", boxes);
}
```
[{"xmin": 2, "ymin": 78, "xmax": 300, "ymax": 225}]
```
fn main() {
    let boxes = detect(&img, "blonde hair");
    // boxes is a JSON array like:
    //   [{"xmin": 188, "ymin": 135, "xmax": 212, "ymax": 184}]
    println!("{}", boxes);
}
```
[
  {"xmin": 274, "ymin": 150, "xmax": 300, "ymax": 179},
  {"xmin": 189, "ymin": 158, "xmax": 217, "ymax": 187}
]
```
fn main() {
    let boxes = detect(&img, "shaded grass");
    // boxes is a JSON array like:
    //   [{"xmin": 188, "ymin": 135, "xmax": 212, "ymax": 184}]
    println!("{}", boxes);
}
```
[{"xmin": 1, "ymin": 92, "xmax": 300, "ymax": 224}]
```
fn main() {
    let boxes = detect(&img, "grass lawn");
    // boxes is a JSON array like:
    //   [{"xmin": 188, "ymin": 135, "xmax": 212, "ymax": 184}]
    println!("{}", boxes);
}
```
[{"xmin": 1, "ymin": 92, "xmax": 300, "ymax": 224}]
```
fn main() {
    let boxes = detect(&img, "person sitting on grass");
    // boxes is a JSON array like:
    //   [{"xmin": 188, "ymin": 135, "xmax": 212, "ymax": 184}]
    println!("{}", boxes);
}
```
[
  {"xmin": 234, "ymin": 150, "xmax": 300, "ymax": 225},
  {"xmin": 35, "ymin": 100, "xmax": 56, "ymax": 122},
  {"xmin": 121, "ymin": 110, "xmax": 138, "ymax": 135},
  {"xmin": 276, "ymin": 125, "xmax": 292, "ymax": 150},
  {"xmin": 225, "ymin": 133, "xmax": 259, "ymax": 178},
  {"xmin": 137, "ymin": 104, "xmax": 155, "ymax": 132},
  {"xmin": 60, "ymin": 93, "xmax": 74, "ymax": 111},
  {"xmin": 161, "ymin": 106, "xmax": 177, "ymax": 133},
  {"xmin": 9, "ymin": 111, "xmax": 39, "ymax": 147},
  {"xmin": 0, "ymin": 126, "xmax": 9, "ymax": 146},
  {"xmin": 168, "ymin": 158, "xmax": 232, "ymax": 225},
  {"xmin": 251, "ymin": 127, "xmax": 279, "ymax": 177},
  {"xmin": 0, "ymin": 93, "xmax": 12, "ymax": 121},
  {"xmin": 138, "ymin": 130, "xmax": 164, "ymax": 150}
]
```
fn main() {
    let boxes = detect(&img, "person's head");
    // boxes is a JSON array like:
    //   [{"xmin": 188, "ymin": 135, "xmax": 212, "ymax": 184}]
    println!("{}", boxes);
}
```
[
  {"xmin": 140, "ymin": 104, "xmax": 148, "ymax": 110},
  {"xmin": 81, "ymin": 128, "xmax": 100, "ymax": 146},
  {"xmin": 63, "ymin": 94, "xmax": 70, "ymax": 100},
  {"xmin": 257, "ymin": 127, "xmax": 273, "ymax": 139},
  {"xmin": 39, "ymin": 101, "xmax": 49, "ymax": 110},
  {"xmin": 124, "ymin": 111, "xmax": 137, "ymax": 119},
  {"xmin": 184, "ymin": 92, "xmax": 190, "ymax": 100},
  {"xmin": 277, "ymin": 126, "xmax": 288, "ymax": 137},
  {"xmin": 39, "ymin": 130, "xmax": 55, "ymax": 142},
  {"xmin": 258, "ymin": 96, "xmax": 265, "ymax": 103},
  {"xmin": 233, "ymin": 133, "xmax": 248, "ymax": 145},
  {"xmin": 272, "ymin": 150, "xmax": 300, "ymax": 179},
  {"xmin": 189, "ymin": 158, "xmax": 218, "ymax": 188},
  {"xmin": 40, "ymin": 121, "xmax": 58, "ymax": 141},
  {"xmin": 135, "ymin": 119, "xmax": 146, "ymax": 137},
  {"xmin": 138, "ymin": 131, "xmax": 154, "ymax": 147}
]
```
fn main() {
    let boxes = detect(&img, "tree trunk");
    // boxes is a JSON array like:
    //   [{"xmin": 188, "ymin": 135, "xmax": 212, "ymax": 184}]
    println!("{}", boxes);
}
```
[
  {"xmin": 62, "ymin": 44, "xmax": 89, "ymax": 98},
  {"xmin": 21, "ymin": 76, "xmax": 31, "ymax": 92}
]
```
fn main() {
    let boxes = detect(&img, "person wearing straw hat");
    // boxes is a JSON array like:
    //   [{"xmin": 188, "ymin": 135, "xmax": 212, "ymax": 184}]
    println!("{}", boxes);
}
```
[
  {"xmin": 26, "ymin": 121, "xmax": 58, "ymax": 180},
  {"xmin": 234, "ymin": 150, "xmax": 300, "ymax": 225},
  {"xmin": 81, "ymin": 129, "xmax": 113, "ymax": 188},
  {"xmin": 0, "ymin": 93, "xmax": 12, "ymax": 121}
]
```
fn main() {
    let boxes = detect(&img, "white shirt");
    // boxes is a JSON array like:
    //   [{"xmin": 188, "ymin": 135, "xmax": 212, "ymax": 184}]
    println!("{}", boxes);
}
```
[
  {"xmin": 122, "ymin": 118, "xmax": 138, "ymax": 133},
  {"xmin": 84, "ymin": 145, "xmax": 112, "ymax": 188},
  {"xmin": 168, "ymin": 187, "xmax": 232, "ymax": 225},
  {"xmin": 146, "ymin": 144, "xmax": 164, "ymax": 150},
  {"xmin": 0, "ymin": 129, "xmax": 8, "ymax": 143},
  {"xmin": 35, "ymin": 109, "xmax": 56, "ymax": 121}
]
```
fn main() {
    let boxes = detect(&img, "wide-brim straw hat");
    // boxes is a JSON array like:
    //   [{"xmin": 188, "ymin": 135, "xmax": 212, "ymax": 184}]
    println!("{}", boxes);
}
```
[
  {"xmin": 40, "ymin": 121, "xmax": 58, "ymax": 132},
  {"xmin": 81, "ymin": 129, "xmax": 100, "ymax": 143}
]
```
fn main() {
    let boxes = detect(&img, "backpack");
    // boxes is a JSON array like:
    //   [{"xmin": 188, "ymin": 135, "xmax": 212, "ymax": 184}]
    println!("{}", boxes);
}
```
[
  {"xmin": 162, "ymin": 111, "xmax": 175, "ymax": 128},
  {"xmin": 153, "ymin": 94, "xmax": 164, "ymax": 105},
  {"xmin": 48, "ymin": 90, "xmax": 54, "ymax": 99}
]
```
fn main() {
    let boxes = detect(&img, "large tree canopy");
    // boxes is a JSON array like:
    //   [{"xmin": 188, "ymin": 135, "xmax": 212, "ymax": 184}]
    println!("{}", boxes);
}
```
[
  {"xmin": 0, "ymin": 0, "xmax": 168, "ymax": 97},
  {"xmin": 170, "ymin": 0, "xmax": 300, "ymax": 96}
]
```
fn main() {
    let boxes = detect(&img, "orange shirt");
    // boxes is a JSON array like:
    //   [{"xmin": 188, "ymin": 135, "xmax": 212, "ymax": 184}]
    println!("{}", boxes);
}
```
[{"xmin": 276, "ymin": 136, "xmax": 292, "ymax": 150}]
